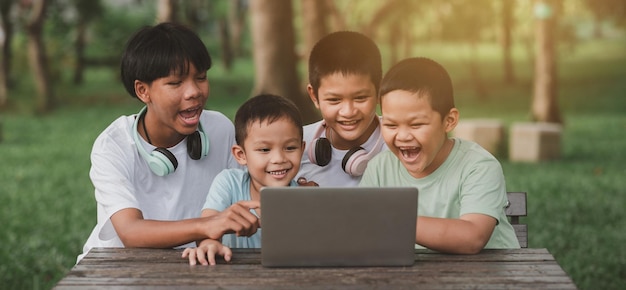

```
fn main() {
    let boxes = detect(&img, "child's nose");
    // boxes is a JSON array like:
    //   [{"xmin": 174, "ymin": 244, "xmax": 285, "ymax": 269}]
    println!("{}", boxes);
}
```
[
  {"xmin": 184, "ymin": 80, "xmax": 204, "ymax": 99},
  {"xmin": 339, "ymin": 101, "xmax": 356, "ymax": 116},
  {"xmin": 271, "ymin": 150, "xmax": 287, "ymax": 163},
  {"xmin": 397, "ymin": 127, "xmax": 413, "ymax": 141}
]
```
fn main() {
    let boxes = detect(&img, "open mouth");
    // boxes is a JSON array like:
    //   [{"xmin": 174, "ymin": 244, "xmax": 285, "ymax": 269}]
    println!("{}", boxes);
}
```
[
  {"xmin": 179, "ymin": 107, "xmax": 201, "ymax": 124},
  {"xmin": 399, "ymin": 146, "xmax": 421, "ymax": 161}
]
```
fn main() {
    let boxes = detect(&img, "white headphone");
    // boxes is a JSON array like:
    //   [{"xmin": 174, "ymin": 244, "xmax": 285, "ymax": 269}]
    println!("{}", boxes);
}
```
[
  {"xmin": 133, "ymin": 106, "xmax": 209, "ymax": 176},
  {"xmin": 307, "ymin": 121, "xmax": 384, "ymax": 176}
]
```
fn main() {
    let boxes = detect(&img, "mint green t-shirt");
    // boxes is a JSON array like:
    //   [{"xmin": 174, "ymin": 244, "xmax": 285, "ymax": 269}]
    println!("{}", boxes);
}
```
[{"xmin": 360, "ymin": 138, "xmax": 520, "ymax": 249}]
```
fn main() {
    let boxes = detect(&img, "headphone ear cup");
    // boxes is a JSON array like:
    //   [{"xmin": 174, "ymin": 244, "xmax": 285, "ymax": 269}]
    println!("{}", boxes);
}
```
[
  {"xmin": 149, "ymin": 147, "xmax": 178, "ymax": 176},
  {"xmin": 342, "ymin": 146, "xmax": 368, "ymax": 176},
  {"xmin": 187, "ymin": 131, "xmax": 205, "ymax": 160},
  {"xmin": 198, "ymin": 130, "xmax": 209, "ymax": 157},
  {"xmin": 311, "ymin": 137, "xmax": 332, "ymax": 166}
]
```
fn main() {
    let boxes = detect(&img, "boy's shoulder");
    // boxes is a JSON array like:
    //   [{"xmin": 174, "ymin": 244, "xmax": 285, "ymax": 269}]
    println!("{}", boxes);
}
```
[
  {"xmin": 96, "ymin": 114, "xmax": 136, "ymax": 144},
  {"xmin": 212, "ymin": 168, "xmax": 250, "ymax": 190},
  {"xmin": 200, "ymin": 110, "xmax": 235, "ymax": 135},
  {"xmin": 201, "ymin": 109, "xmax": 232, "ymax": 124},
  {"xmin": 448, "ymin": 138, "xmax": 503, "ymax": 173},
  {"xmin": 453, "ymin": 138, "xmax": 498, "ymax": 161}
]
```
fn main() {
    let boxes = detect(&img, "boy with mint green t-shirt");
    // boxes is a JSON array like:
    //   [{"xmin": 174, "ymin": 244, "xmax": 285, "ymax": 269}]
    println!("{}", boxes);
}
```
[{"xmin": 360, "ymin": 57, "xmax": 519, "ymax": 254}]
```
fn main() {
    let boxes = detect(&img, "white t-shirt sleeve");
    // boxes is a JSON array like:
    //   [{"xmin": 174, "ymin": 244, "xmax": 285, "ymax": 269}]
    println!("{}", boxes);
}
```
[{"xmin": 89, "ymin": 117, "xmax": 140, "ymax": 240}]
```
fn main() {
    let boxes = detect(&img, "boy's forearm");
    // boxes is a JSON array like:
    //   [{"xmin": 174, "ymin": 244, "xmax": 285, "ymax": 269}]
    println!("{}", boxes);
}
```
[
  {"xmin": 415, "ymin": 215, "xmax": 495, "ymax": 254},
  {"xmin": 116, "ymin": 217, "xmax": 210, "ymax": 248}
]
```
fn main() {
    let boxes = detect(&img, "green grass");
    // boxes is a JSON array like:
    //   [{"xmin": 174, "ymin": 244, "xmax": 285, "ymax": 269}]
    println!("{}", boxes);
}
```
[{"xmin": 1, "ymin": 38, "xmax": 625, "ymax": 289}]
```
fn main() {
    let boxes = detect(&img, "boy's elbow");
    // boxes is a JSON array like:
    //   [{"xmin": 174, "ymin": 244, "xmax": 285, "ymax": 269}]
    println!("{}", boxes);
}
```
[
  {"xmin": 461, "ymin": 236, "xmax": 490, "ymax": 254},
  {"xmin": 461, "ymin": 244, "xmax": 483, "ymax": 255},
  {"xmin": 448, "ymin": 233, "xmax": 489, "ymax": 254}
]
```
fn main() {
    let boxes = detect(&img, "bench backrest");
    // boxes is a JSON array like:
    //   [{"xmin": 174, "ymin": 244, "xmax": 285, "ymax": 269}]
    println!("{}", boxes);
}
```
[{"xmin": 505, "ymin": 192, "xmax": 528, "ymax": 248}]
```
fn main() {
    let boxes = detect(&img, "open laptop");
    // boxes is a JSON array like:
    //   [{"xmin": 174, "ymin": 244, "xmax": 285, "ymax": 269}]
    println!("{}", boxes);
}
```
[{"xmin": 260, "ymin": 187, "xmax": 418, "ymax": 267}]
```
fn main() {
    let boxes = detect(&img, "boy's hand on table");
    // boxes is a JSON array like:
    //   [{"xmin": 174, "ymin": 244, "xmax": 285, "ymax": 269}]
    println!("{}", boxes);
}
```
[{"xmin": 182, "ymin": 239, "xmax": 232, "ymax": 266}]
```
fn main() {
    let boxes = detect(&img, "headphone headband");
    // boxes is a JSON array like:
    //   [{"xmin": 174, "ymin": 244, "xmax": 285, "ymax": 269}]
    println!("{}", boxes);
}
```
[
  {"xmin": 132, "ymin": 106, "xmax": 209, "ymax": 176},
  {"xmin": 307, "ymin": 119, "xmax": 384, "ymax": 176}
]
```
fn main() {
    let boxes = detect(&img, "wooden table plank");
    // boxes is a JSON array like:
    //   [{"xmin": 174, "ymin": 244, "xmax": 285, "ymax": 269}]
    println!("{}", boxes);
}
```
[{"xmin": 54, "ymin": 248, "xmax": 577, "ymax": 290}]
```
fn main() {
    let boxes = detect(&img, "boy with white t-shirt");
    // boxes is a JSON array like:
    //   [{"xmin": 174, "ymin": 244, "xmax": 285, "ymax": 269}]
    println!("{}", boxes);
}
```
[
  {"xmin": 297, "ymin": 31, "xmax": 386, "ymax": 187},
  {"xmin": 77, "ymin": 23, "xmax": 258, "ymax": 263}
]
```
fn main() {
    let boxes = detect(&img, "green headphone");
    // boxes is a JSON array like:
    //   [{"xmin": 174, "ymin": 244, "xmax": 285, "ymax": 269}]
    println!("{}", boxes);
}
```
[{"xmin": 133, "ymin": 106, "xmax": 209, "ymax": 176}]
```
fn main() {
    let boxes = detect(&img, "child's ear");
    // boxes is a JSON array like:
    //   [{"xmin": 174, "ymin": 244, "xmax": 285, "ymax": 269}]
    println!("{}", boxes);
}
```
[
  {"xmin": 306, "ymin": 84, "xmax": 320, "ymax": 109},
  {"xmin": 444, "ymin": 108, "xmax": 459, "ymax": 133},
  {"xmin": 232, "ymin": 145, "xmax": 247, "ymax": 166},
  {"xmin": 134, "ymin": 80, "xmax": 150, "ymax": 103}
]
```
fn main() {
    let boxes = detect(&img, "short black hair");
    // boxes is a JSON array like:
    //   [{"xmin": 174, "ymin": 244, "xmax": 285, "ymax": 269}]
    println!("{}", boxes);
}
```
[
  {"xmin": 234, "ymin": 94, "xmax": 304, "ymax": 146},
  {"xmin": 308, "ymin": 31, "xmax": 382, "ymax": 98},
  {"xmin": 120, "ymin": 22, "xmax": 212, "ymax": 98},
  {"xmin": 380, "ymin": 57, "xmax": 455, "ymax": 118}
]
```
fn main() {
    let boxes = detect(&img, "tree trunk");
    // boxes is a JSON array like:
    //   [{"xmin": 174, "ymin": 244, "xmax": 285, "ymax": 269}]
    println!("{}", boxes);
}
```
[
  {"xmin": 468, "ymin": 41, "xmax": 488, "ymax": 100},
  {"xmin": 228, "ymin": 0, "xmax": 246, "ymax": 57},
  {"xmin": 388, "ymin": 20, "xmax": 402, "ymax": 66},
  {"xmin": 218, "ymin": 18, "xmax": 233, "ymax": 71},
  {"xmin": 301, "ymin": 0, "xmax": 328, "ymax": 61},
  {"xmin": 156, "ymin": 0, "xmax": 177, "ymax": 23},
  {"xmin": 532, "ymin": 0, "xmax": 562, "ymax": 124},
  {"xmin": 0, "ymin": 1, "xmax": 13, "ymax": 108},
  {"xmin": 73, "ymin": 17, "xmax": 86, "ymax": 84},
  {"xmin": 249, "ymin": 0, "xmax": 319, "ymax": 124},
  {"xmin": 501, "ymin": 0, "xmax": 516, "ymax": 84},
  {"xmin": 25, "ymin": 0, "xmax": 54, "ymax": 113}
]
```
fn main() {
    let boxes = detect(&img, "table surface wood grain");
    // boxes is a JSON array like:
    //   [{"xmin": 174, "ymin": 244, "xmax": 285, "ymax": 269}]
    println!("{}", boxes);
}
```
[{"xmin": 54, "ymin": 247, "xmax": 577, "ymax": 289}]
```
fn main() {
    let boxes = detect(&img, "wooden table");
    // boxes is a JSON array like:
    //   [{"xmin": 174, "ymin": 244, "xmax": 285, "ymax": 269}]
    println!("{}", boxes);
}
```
[{"xmin": 54, "ymin": 248, "xmax": 577, "ymax": 289}]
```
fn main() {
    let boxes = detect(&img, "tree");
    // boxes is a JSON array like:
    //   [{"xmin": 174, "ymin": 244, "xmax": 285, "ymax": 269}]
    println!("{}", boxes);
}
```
[
  {"xmin": 249, "ymin": 0, "xmax": 318, "ymax": 124},
  {"xmin": 500, "ymin": 0, "xmax": 516, "ymax": 84},
  {"xmin": 362, "ymin": 0, "xmax": 417, "ymax": 65},
  {"xmin": 532, "ymin": 0, "xmax": 562, "ymax": 124},
  {"xmin": 22, "ymin": 0, "xmax": 55, "ymax": 113},
  {"xmin": 227, "ymin": 0, "xmax": 247, "ymax": 58},
  {"xmin": 72, "ymin": 0, "xmax": 103, "ymax": 84},
  {"xmin": 157, "ymin": 0, "xmax": 178, "ymax": 24},
  {"xmin": 301, "ymin": 0, "xmax": 329, "ymax": 61},
  {"xmin": 0, "ymin": 1, "xmax": 14, "ymax": 108},
  {"xmin": 437, "ymin": 0, "xmax": 495, "ymax": 99},
  {"xmin": 584, "ymin": 0, "xmax": 626, "ymax": 38}
]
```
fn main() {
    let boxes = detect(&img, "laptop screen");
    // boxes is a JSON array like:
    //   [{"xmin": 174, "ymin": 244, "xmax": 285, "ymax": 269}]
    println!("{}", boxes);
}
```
[{"xmin": 260, "ymin": 187, "xmax": 418, "ymax": 267}]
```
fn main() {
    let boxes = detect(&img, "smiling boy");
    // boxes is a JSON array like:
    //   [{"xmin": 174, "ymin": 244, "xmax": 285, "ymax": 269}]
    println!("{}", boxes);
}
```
[
  {"xmin": 360, "ymin": 57, "xmax": 520, "ymax": 254},
  {"xmin": 183, "ymin": 94, "xmax": 305, "ymax": 265},
  {"xmin": 77, "ymin": 23, "xmax": 258, "ymax": 263},
  {"xmin": 297, "ymin": 31, "xmax": 386, "ymax": 186}
]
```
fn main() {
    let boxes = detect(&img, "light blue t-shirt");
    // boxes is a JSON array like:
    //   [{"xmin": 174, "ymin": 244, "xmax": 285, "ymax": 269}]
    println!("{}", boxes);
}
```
[
  {"xmin": 203, "ymin": 168, "xmax": 298, "ymax": 248},
  {"xmin": 359, "ymin": 138, "xmax": 520, "ymax": 249}
]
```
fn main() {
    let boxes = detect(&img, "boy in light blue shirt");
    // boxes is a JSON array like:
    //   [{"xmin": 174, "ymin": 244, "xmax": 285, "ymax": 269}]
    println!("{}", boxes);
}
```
[{"xmin": 183, "ymin": 94, "xmax": 306, "ymax": 265}]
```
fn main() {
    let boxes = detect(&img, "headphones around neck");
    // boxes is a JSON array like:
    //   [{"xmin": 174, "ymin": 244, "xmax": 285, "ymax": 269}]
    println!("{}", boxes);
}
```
[
  {"xmin": 133, "ymin": 106, "xmax": 209, "ymax": 176},
  {"xmin": 307, "ymin": 121, "xmax": 384, "ymax": 176}
]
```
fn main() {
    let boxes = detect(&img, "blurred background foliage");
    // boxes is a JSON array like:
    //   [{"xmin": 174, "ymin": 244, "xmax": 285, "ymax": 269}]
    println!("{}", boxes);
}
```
[{"xmin": 0, "ymin": 0, "xmax": 625, "ymax": 289}]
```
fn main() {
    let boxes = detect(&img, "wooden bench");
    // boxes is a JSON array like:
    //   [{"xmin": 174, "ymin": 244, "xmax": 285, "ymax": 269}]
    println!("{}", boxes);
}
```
[{"xmin": 506, "ymin": 192, "xmax": 528, "ymax": 248}]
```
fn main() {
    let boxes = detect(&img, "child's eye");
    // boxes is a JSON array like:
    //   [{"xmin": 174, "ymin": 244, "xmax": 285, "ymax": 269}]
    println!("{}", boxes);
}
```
[
  {"xmin": 285, "ymin": 146, "xmax": 299, "ymax": 151},
  {"xmin": 256, "ymin": 148, "xmax": 271, "ymax": 153}
]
